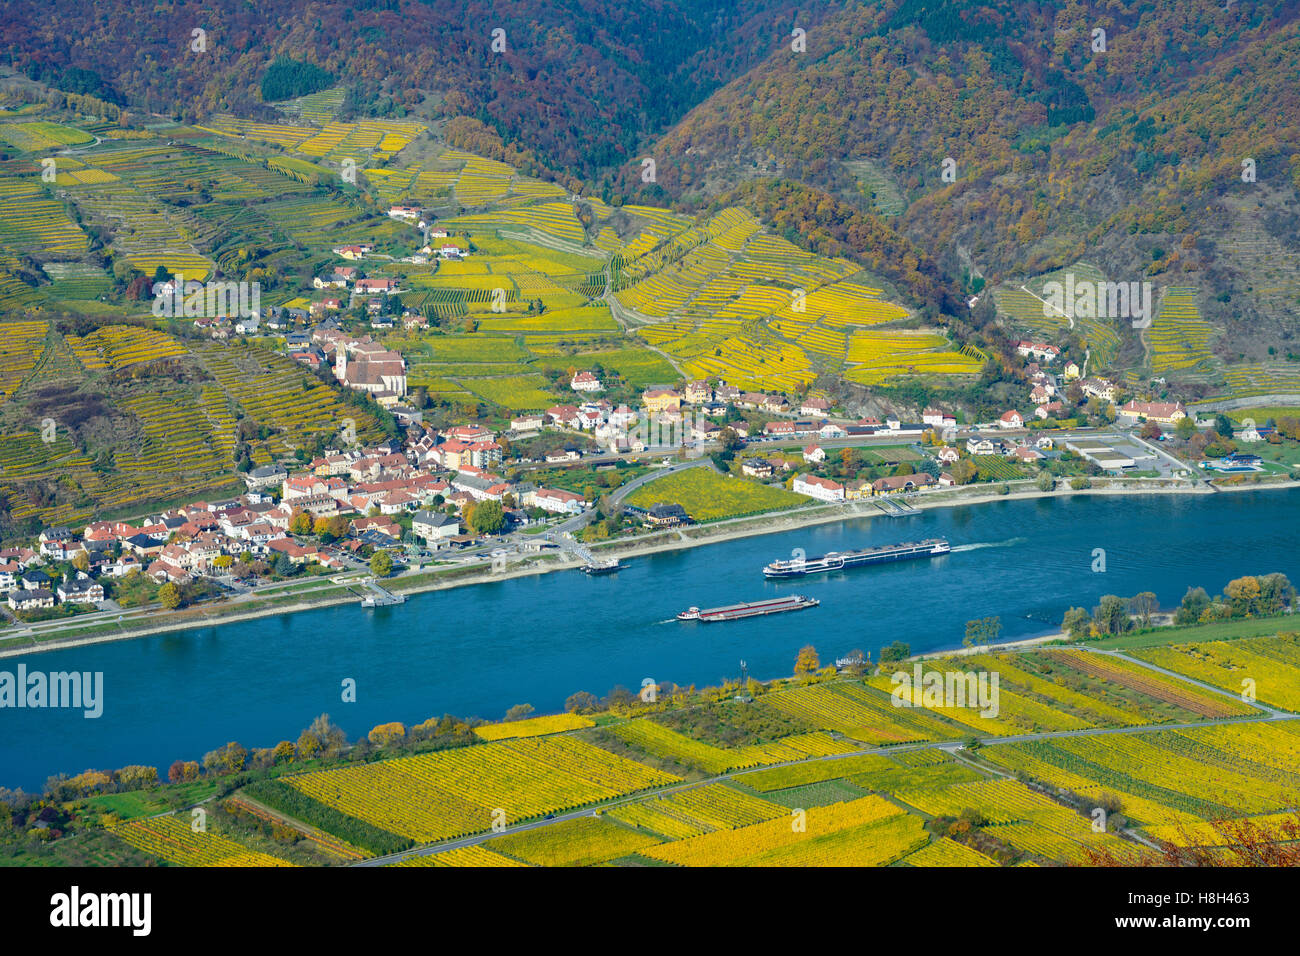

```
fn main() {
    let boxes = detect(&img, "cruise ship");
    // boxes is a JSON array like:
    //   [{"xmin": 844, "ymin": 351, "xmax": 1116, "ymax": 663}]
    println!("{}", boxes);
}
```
[
  {"xmin": 762, "ymin": 538, "xmax": 950, "ymax": 578},
  {"xmin": 677, "ymin": 594, "xmax": 819, "ymax": 622}
]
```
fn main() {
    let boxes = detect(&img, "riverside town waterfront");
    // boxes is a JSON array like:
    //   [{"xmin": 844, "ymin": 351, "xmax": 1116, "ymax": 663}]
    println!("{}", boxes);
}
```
[{"xmin": 1, "ymin": 489, "xmax": 1297, "ymax": 790}]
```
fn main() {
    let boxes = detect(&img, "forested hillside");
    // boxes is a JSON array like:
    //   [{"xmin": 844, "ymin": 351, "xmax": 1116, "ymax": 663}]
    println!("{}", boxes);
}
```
[
  {"xmin": 0, "ymin": 0, "xmax": 828, "ymax": 177},
  {"xmin": 4, "ymin": 0, "xmax": 1300, "ymax": 393},
  {"xmin": 645, "ymin": 0, "xmax": 1300, "ymax": 367}
]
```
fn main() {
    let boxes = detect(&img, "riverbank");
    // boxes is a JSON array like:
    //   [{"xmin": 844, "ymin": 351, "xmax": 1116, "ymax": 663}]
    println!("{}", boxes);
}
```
[
  {"xmin": 3, "ymin": 476, "xmax": 1296, "ymax": 660},
  {"xmin": 6, "ymin": 481, "xmax": 1299, "ymax": 793}
]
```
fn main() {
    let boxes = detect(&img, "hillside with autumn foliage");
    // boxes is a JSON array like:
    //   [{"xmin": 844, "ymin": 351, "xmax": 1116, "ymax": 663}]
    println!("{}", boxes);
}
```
[
  {"xmin": 3, "ymin": 0, "xmax": 1300, "ymax": 396},
  {"xmin": 0, "ymin": 0, "xmax": 825, "ymax": 177},
  {"xmin": 643, "ymin": 0, "xmax": 1300, "ymax": 376}
]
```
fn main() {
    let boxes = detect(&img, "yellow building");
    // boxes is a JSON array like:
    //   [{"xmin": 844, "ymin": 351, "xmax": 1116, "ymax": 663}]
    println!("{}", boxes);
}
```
[{"xmin": 643, "ymin": 388, "xmax": 682, "ymax": 413}]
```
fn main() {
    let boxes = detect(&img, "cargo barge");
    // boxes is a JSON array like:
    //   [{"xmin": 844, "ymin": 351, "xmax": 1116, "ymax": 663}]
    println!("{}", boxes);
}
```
[
  {"xmin": 677, "ymin": 594, "xmax": 819, "ymax": 622},
  {"xmin": 762, "ymin": 538, "xmax": 950, "ymax": 578}
]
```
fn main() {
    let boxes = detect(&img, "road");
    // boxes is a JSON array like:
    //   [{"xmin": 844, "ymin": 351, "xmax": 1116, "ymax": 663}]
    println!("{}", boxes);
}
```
[
  {"xmin": 0, "ymin": 571, "xmax": 373, "ymax": 650},
  {"xmin": 550, "ymin": 457, "xmax": 716, "ymax": 536},
  {"xmin": 357, "ymin": 644, "xmax": 1292, "ymax": 866}
]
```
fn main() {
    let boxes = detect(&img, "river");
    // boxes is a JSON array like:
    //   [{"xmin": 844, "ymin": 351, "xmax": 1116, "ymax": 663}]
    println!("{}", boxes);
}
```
[{"xmin": 1, "ymin": 488, "xmax": 1296, "ymax": 790}]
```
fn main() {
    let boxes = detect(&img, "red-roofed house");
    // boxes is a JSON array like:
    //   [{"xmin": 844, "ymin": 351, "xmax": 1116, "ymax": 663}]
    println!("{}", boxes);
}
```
[
  {"xmin": 998, "ymin": 410, "xmax": 1024, "ymax": 429},
  {"xmin": 1117, "ymin": 400, "xmax": 1187, "ymax": 425},
  {"xmin": 571, "ymin": 371, "xmax": 602, "ymax": 392},
  {"xmin": 546, "ymin": 405, "xmax": 581, "ymax": 429},
  {"xmin": 872, "ymin": 473, "xmax": 936, "ymax": 495},
  {"xmin": 529, "ymin": 488, "xmax": 586, "ymax": 514},
  {"xmin": 792, "ymin": 474, "xmax": 844, "ymax": 502}
]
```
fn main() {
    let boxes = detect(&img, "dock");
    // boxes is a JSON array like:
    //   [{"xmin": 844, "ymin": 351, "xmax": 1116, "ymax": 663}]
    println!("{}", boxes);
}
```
[
  {"xmin": 559, "ymin": 538, "xmax": 621, "ymax": 574},
  {"xmin": 356, "ymin": 578, "xmax": 406, "ymax": 607},
  {"xmin": 873, "ymin": 496, "xmax": 920, "ymax": 517}
]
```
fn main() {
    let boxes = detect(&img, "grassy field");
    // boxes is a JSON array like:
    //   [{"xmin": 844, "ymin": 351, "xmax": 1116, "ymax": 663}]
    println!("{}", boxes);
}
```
[
  {"xmin": 1090, "ymin": 615, "xmax": 1297, "ymax": 650},
  {"xmin": 622, "ymin": 467, "xmax": 808, "ymax": 521}
]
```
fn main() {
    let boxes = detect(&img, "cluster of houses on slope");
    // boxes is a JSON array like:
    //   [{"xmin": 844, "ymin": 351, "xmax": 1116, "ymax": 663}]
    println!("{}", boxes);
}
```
[
  {"xmin": 6, "ymin": 424, "xmax": 610, "ymax": 611},
  {"xmin": 2, "ymin": 537, "xmax": 107, "ymax": 612},
  {"xmin": 1007, "ymin": 339, "xmax": 1191, "ymax": 431},
  {"xmin": 281, "ymin": 324, "xmax": 409, "ymax": 406},
  {"xmin": 263, "ymin": 426, "xmax": 596, "ymax": 526},
  {"xmin": 756, "ymin": 431, "xmax": 1059, "ymax": 503},
  {"xmin": 192, "ymin": 221, "xmax": 472, "ymax": 339}
]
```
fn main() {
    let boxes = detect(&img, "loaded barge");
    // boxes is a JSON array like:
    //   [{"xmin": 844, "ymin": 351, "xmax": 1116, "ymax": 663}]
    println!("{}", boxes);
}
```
[
  {"xmin": 762, "ymin": 538, "xmax": 950, "ymax": 578},
  {"xmin": 677, "ymin": 594, "xmax": 819, "ymax": 622}
]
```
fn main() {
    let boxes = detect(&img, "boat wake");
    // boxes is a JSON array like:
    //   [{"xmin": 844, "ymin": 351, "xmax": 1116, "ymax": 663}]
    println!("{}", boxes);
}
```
[{"xmin": 950, "ymin": 537, "xmax": 1027, "ymax": 553}]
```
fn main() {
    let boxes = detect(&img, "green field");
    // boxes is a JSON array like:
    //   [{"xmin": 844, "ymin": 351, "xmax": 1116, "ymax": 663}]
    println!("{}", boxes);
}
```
[
  {"xmin": 459, "ymin": 374, "xmax": 558, "ymax": 410},
  {"xmin": 1225, "ymin": 407, "xmax": 1300, "ymax": 422},
  {"xmin": 572, "ymin": 348, "xmax": 678, "ymax": 388},
  {"xmin": 1091, "ymin": 614, "xmax": 1299, "ymax": 650},
  {"xmin": 623, "ymin": 466, "xmax": 808, "ymax": 520}
]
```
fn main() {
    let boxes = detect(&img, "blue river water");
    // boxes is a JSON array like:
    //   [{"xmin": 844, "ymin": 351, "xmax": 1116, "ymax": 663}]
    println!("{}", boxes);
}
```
[{"xmin": 1, "ymin": 488, "xmax": 1297, "ymax": 790}]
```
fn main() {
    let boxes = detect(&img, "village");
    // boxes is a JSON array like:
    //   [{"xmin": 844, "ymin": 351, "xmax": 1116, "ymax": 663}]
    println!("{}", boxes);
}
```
[
  {"xmin": 5, "ymin": 318, "xmax": 1289, "ymax": 628},
  {"xmin": 4, "ymin": 197, "xmax": 1294, "ymax": 627}
]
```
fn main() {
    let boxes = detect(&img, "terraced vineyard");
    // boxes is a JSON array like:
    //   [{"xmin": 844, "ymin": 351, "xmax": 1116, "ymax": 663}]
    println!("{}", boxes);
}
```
[
  {"xmin": 0, "ymin": 109, "xmax": 979, "ymax": 419},
  {"xmin": 111, "ymin": 815, "xmax": 294, "ymax": 867},
  {"xmin": 1129, "ymin": 634, "xmax": 1300, "ymax": 711},
  {"xmin": 894, "ymin": 779, "xmax": 1133, "ymax": 863},
  {"xmin": 0, "ymin": 318, "xmax": 50, "ymax": 397},
  {"xmin": 0, "ymin": 316, "xmax": 383, "ymax": 526},
  {"xmin": 81, "ymin": 632, "xmax": 1300, "ymax": 868},
  {"xmin": 640, "ymin": 795, "xmax": 926, "ymax": 867},
  {"xmin": 190, "ymin": 342, "xmax": 386, "ymax": 459},
  {"xmin": 607, "ymin": 207, "xmax": 936, "ymax": 392},
  {"xmin": 1147, "ymin": 287, "xmax": 1217, "ymax": 378},
  {"xmin": 283, "ymin": 737, "xmax": 680, "ymax": 843},
  {"xmin": 0, "ymin": 178, "xmax": 89, "ymax": 256},
  {"xmin": 844, "ymin": 330, "xmax": 984, "ymax": 385}
]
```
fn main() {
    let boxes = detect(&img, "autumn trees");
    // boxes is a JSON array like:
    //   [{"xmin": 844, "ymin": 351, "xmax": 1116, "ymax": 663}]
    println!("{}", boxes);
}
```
[
  {"xmin": 369, "ymin": 550, "xmax": 393, "ymax": 578},
  {"xmin": 794, "ymin": 644, "xmax": 820, "ymax": 676},
  {"xmin": 465, "ymin": 498, "xmax": 506, "ymax": 536}
]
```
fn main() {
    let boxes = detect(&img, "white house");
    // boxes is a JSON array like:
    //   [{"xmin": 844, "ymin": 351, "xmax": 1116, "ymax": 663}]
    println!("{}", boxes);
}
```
[
  {"xmin": 792, "ymin": 474, "xmax": 845, "ymax": 502},
  {"xmin": 1015, "ymin": 341, "xmax": 1060, "ymax": 363},
  {"xmin": 819, "ymin": 422, "xmax": 847, "ymax": 439},
  {"xmin": 530, "ymin": 488, "xmax": 586, "ymax": 514},
  {"xmin": 998, "ymin": 410, "xmax": 1024, "ymax": 429},
  {"xmin": 412, "ymin": 510, "xmax": 460, "ymax": 547},
  {"xmin": 802, "ymin": 443, "xmax": 826, "ymax": 464},
  {"xmin": 510, "ymin": 414, "xmax": 545, "ymax": 433},
  {"xmin": 57, "ymin": 574, "xmax": 104, "ymax": 604},
  {"xmin": 8, "ymin": 588, "xmax": 55, "ymax": 611},
  {"xmin": 571, "ymin": 371, "xmax": 602, "ymax": 392}
]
